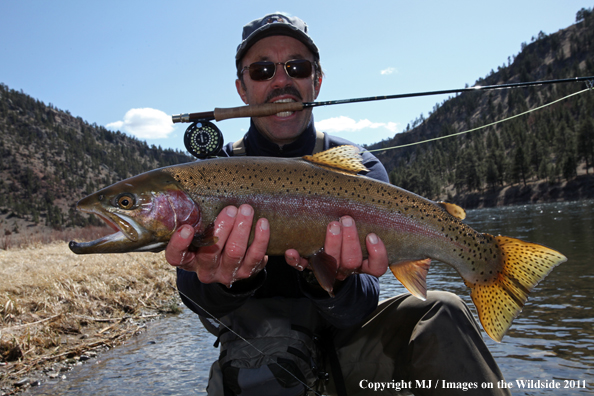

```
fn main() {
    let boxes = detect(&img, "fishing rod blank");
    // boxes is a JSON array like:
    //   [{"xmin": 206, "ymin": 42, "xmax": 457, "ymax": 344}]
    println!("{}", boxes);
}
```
[{"xmin": 172, "ymin": 76, "xmax": 594, "ymax": 124}]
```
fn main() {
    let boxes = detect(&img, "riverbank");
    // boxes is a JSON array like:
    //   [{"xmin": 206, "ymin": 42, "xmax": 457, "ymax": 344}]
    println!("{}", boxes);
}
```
[
  {"xmin": 449, "ymin": 173, "xmax": 594, "ymax": 209},
  {"xmin": 0, "ymin": 242, "xmax": 180, "ymax": 395}
]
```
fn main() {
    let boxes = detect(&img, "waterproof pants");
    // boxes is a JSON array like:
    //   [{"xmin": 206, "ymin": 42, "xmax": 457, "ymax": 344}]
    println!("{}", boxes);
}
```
[{"xmin": 326, "ymin": 291, "xmax": 511, "ymax": 396}]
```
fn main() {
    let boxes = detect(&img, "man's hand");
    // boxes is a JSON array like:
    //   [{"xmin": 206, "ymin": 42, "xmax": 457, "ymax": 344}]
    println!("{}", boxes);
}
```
[
  {"xmin": 285, "ymin": 216, "xmax": 389, "ymax": 280},
  {"xmin": 165, "ymin": 204, "xmax": 270, "ymax": 287}
]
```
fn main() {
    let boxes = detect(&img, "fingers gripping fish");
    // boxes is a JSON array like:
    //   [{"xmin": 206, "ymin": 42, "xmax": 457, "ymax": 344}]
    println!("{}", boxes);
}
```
[{"xmin": 69, "ymin": 146, "xmax": 567, "ymax": 342}]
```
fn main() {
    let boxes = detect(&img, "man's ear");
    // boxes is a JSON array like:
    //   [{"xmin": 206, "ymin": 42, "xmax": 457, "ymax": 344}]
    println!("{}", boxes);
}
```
[
  {"xmin": 314, "ymin": 76, "xmax": 322, "ymax": 100},
  {"xmin": 236, "ymin": 79, "xmax": 249, "ymax": 104}
]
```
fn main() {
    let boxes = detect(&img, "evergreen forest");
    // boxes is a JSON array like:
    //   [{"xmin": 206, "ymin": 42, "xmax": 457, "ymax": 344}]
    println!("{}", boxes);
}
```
[{"xmin": 371, "ymin": 7, "xmax": 594, "ymax": 207}]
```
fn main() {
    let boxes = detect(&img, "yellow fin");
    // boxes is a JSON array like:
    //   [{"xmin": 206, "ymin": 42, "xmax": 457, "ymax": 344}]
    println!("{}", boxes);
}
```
[
  {"xmin": 389, "ymin": 258, "xmax": 431, "ymax": 300},
  {"xmin": 436, "ymin": 201, "xmax": 466, "ymax": 220},
  {"xmin": 469, "ymin": 235, "xmax": 567, "ymax": 342},
  {"xmin": 303, "ymin": 145, "xmax": 368, "ymax": 174}
]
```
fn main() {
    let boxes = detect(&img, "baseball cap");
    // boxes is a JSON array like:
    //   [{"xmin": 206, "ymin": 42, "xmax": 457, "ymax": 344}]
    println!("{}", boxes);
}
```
[{"xmin": 236, "ymin": 13, "xmax": 319, "ymax": 64}]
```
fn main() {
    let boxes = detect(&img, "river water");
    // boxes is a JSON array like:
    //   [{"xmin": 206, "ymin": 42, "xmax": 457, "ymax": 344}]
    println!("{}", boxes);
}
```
[{"xmin": 27, "ymin": 200, "xmax": 594, "ymax": 395}]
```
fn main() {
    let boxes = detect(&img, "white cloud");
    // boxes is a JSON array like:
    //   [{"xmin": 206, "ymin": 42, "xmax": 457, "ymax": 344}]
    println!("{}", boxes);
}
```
[
  {"xmin": 380, "ymin": 67, "xmax": 397, "ymax": 75},
  {"xmin": 315, "ymin": 116, "xmax": 398, "ymax": 133},
  {"xmin": 106, "ymin": 108, "xmax": 174, "ymax": 139}
]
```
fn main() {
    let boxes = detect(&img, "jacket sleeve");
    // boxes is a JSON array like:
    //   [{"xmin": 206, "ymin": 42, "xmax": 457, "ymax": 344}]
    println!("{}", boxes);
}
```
[{"xmin": 176, "ymin": 268, "xmax": 266, "ymax": 318}]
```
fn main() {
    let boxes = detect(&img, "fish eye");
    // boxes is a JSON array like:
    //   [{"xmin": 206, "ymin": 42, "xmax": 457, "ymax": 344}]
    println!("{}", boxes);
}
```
[{"xmin": 116, "ymin": 194, "xmax": 135, "ymax": 210}]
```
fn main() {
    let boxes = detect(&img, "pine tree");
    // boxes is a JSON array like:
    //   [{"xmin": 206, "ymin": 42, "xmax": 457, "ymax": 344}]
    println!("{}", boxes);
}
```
[
  {"xmin": 577, "ymin": 119, "xmax": 594, "ymax": 174},
  {"xmin": 512, "ymin": 146, "xmax": 529, "ymax": 186}
]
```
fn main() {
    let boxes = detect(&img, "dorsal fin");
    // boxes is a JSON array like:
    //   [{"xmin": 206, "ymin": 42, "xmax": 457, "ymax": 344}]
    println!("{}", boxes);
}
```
[
  {"xmin": 303, "ymin": 145, "xmax": 368, "ymax": 174},
  {"xmin": 436, "ymin": 201, "xmax": 466, "ymax": 220}
]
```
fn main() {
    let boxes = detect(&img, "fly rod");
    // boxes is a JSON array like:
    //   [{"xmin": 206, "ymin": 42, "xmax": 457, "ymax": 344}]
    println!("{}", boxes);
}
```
[
  {"xmin": 174, "ymin": 76, "xmax": 594, "ymax": 159},
  {"xmin": 172, "ymin": 76, "xmax": 594, "ymax": 124}
]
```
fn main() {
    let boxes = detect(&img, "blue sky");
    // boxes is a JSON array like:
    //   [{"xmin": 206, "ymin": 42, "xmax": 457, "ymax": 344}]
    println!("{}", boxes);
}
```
[{"xmin": 1, "ymin": 1, "xmax": 591, "ymax": 153}]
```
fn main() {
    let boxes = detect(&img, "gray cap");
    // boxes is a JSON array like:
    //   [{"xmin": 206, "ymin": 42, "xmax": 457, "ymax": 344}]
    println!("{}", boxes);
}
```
[{"xmin": 236, "ymin": 13, "xmax": 319, "ymax": 64}]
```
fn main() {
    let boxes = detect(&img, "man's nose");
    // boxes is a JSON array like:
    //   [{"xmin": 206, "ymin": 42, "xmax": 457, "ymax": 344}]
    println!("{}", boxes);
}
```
[{"xmin": 270, "ymin": 63, "xmax": 292, "ymax": 86}]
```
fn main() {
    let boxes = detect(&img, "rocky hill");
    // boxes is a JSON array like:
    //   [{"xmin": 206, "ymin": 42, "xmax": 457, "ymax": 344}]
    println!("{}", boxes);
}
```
[
  {"xmin": 0, "ymin": 84, "xmax": 193, "ymax": 243},
  {"xmin": 370, "ymin": 7, "xmax": 594, "ymax": 208}
]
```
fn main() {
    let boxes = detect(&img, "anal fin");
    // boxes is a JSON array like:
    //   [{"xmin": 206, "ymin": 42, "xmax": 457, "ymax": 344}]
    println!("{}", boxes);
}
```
[{"xmin": 389, "ymin": 258, "xmax": 431, "ymax": 300}]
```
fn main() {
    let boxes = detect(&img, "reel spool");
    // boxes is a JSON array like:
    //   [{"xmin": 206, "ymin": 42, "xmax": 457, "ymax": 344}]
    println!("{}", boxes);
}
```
[{"xmin": 183, "ymin": 121, "xmax": 224, "ymax": 159}]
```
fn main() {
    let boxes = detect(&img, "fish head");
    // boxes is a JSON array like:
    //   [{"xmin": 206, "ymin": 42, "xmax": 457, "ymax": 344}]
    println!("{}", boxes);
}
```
[{"xmin": 69, "ymin": 170, "xmax": 200, "ymax": 254}]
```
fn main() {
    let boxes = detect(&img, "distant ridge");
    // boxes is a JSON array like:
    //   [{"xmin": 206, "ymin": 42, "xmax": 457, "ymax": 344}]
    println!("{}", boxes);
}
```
[
  {"xmin": 0, "ymin": 84, "xmax": 193, "ymax": 239},
  {"xmin": 369, "ymin": 7, "xmax": 594, "ymax": 208}
]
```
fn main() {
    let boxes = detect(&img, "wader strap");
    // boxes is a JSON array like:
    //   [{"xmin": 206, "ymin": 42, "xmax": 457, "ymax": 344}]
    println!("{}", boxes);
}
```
[
  {"xmin": 231, "ymin": 131, "xmax": 326, "ymax": 156},
  {"xmin": 313, "ymin": 130, "xmax": 325, "ymax": 154},
  {"xmin": 232, "ymin": 138, "xmax": 246, "ymax": 156}
]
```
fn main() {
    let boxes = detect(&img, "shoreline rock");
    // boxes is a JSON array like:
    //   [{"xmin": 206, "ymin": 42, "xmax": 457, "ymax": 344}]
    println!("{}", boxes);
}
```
[{"xmin": 450, "ymin": 174, "xmax": 594, "ymax": 209}]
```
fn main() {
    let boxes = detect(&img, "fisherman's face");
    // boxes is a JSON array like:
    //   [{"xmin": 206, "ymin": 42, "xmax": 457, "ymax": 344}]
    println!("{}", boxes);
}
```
[{"xmin": 236, "ymin": 36, "xmax": 322, "ymax": 147}]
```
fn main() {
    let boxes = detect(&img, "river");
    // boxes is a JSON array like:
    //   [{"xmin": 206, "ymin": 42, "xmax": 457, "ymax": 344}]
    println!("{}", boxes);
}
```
[{"xmin": 26, "ymin": 200, "xmax": 594, "ymax": 395}]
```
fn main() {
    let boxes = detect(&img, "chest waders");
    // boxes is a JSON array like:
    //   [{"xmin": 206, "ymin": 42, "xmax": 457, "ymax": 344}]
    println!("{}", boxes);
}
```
[{"xmin": 202, "ymin": 298, "xmax": 329, "ymax": 396}]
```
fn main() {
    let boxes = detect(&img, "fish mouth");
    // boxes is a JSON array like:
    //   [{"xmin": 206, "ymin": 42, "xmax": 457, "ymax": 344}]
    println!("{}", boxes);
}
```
[{"xmin": 69, "ymin": 206, "xmax": 164, "ymax": 254}]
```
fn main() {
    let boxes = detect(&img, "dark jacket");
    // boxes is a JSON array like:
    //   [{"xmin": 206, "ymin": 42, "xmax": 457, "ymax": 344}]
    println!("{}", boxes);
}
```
[{"xmin": 177, "ymin": 117, "xmax": 389, "ymax": 329}]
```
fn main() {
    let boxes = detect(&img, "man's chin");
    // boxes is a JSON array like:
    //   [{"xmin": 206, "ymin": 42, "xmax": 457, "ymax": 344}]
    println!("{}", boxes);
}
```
[{"xmin": 253, "ymin": 115, "xmax": 311, "ymax": 145}]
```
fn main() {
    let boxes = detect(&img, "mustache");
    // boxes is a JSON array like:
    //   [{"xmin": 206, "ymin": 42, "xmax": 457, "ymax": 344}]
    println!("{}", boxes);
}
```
[{"xmin": 265, "ymin": 87, "xmax": 303, "ymax": 103}]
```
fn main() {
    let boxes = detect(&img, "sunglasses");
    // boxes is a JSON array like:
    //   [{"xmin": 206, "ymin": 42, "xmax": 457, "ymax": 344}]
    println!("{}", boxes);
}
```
[{"xmin": 241, "ymin": 59, "xmax": 313, "ymax": 81}]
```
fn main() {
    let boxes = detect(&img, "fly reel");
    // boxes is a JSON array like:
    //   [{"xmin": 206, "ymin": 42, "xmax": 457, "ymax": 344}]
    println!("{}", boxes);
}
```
[{"xmin": 183, "ymin": 121, "xmax": 224, "ymax": 159}]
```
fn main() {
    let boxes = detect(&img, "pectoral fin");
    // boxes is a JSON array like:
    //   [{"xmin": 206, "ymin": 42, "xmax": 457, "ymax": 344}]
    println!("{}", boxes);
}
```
[
  {"xmin": 189, "ymin": 224, "xmax": 219, "ymax": 251},
  {"xmin": 389, "ymin": 258, "xmax": 431, "ymax": 300},
  {"xmin": 308, "ymin": 248, "xmax": 339, "ymax": 297}
]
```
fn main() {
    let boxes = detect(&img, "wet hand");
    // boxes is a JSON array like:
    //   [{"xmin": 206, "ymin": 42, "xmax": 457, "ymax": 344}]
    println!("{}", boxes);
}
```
[
  {"xmin": 285, "ymin": 216, "xmax": 388, "ymax": 280},
  {"xmin": 165, "ymin": 205, "xmax": 270, "ymax": 287}
]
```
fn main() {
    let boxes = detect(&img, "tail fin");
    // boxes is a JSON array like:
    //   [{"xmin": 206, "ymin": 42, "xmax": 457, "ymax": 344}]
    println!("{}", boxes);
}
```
[{"xmin": 469, "ymin": 235, "xmax": 567, "ymax": 342}]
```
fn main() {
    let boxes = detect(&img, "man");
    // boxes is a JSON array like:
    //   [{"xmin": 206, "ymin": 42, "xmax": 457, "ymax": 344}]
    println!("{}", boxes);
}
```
[{"xmin": 166, "ymin": 13, "xmax": 510, "ymax": 396}]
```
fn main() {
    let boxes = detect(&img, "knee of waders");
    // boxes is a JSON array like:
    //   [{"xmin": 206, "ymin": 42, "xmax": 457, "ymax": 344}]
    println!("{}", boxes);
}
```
[
  {"xmin": 414, "ymin": 291, "xmax": 479, "ymax": 338},
  {"xmin": 425, "ymin": 291, "xmax": 468, "ymax": 312}
]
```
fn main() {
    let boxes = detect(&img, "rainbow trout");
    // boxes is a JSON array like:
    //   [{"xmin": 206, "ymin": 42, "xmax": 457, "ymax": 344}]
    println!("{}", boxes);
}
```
[{"xmin": 69, "ymin": 146, "xmax": 566, "ymax": 342}]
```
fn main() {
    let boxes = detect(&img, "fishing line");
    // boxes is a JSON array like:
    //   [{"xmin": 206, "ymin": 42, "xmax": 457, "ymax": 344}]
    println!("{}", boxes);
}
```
[
  {"xmin": 365, "ymin": 86, "xmax": 593, "ymax": 154},
  {"xmin": 172, "ymin": 76, "xmax": 594, "ymax": 159},
  {"xmin": 174, "ymin": 287, "xmax": 325, "ymax": 396}
]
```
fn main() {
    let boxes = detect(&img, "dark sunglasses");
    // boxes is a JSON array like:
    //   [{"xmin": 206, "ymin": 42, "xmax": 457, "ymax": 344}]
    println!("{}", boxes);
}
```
[{"xmin": 241, "ymin": 59, "xmax": 313, "ymax": 81}]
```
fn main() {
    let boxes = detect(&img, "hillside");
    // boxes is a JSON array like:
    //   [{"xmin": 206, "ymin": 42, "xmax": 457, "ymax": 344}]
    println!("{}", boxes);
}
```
[
  {"xmin": 370, "ymin": 7, "xmax": 594, "ymax": 208},
  {"xmin": 0, "ymin": 85, "xmax": 193, "ymax": 246}
]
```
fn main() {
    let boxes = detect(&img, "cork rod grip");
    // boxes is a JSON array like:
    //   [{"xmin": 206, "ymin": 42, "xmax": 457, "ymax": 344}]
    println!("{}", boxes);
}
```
[{"xmin": 214, "ymin": 102, "xmax": 304, "ymax": 121}]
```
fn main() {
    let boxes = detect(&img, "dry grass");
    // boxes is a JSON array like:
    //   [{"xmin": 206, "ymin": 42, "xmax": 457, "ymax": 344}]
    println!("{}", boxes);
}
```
[
  {"xmin": 0, "ymin": 241, "xmax": 180, "ymax": 393},
  {"xmin": 0, "ymin": 226, "xmax": 112, "ymax": 250}
]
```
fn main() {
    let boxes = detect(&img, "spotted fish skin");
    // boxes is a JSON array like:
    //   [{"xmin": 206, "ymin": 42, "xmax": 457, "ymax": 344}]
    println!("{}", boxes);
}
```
[
  {"xmin": 70, "ymin": 146, "xmax": 567, "ymax": 342},
  {"xmin": 162, "ymin": 156, "xmax": 493, "ymax": 271}
]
